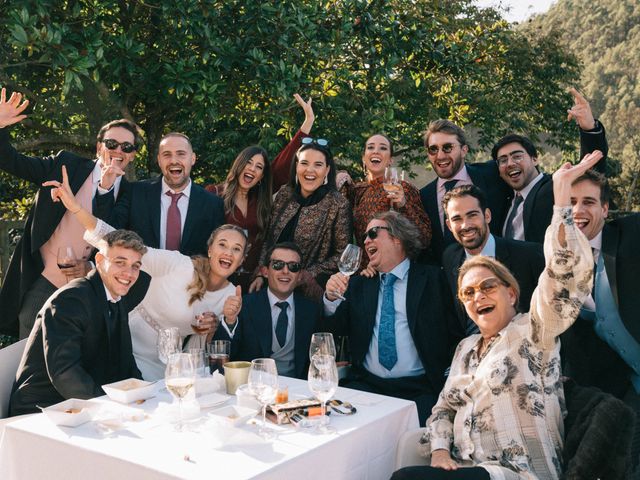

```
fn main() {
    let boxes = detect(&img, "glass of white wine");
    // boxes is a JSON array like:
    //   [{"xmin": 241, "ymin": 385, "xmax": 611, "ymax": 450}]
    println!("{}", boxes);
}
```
[
  {"xmin": 383, "ymin": 167, "xmax": 403, "ymax": 211},
  {"xmin": 248, "ymin": 358, "xmax": 279, "ymax": 439},
  {"xmin": 333, "ymin": 244, "xmax": 362, "ymax": 300},
  {"xmin": 165, "ymin": 352, "xmax": 195, "ymax": 431},
  {"xmin": 308, "ymin": 354, "xmax": 339, "ymax": 433}
]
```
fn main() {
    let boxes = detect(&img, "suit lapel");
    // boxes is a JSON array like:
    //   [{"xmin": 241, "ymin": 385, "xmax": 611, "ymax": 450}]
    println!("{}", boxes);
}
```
[
  {"xmin": 255, "ymin": 289, "xmax": 274, "ymax": 357},
  {"xmin": 406, "ymin": 262, "xmax": 425, "ymax": 335},
  {"xmin": 293, "ymin": 293, "xmax": 314, "ymax": 378},
  {"xmin": 522, "ymin": 174, "xmax": 549, "ymax": 234},
  {"xmin": 362, "ymin": 275, "xmax": 380, "ymax": 348},
  {"xmin": 601, "ymin": 223, "xmax": 619, "ymax": 307},
  {"xmin": 149, "ymin": 178, "xmax": 162, "ymax": 247},
  {"xmin": 494, "ymin": 237, "xmax": 511, "ymax": 264},
  {"xmin": 423, "ymin": 182, "xmax": 444, "ymax": 247},
  {"xmin": 181, "ymin": 184, "xmax": 199, "ymax": 251}
]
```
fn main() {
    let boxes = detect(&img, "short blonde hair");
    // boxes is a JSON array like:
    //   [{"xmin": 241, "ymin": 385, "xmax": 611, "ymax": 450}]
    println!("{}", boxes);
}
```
[{"xmin": 457, "ymin": 255, "xmax": 520, "ymax": 306}]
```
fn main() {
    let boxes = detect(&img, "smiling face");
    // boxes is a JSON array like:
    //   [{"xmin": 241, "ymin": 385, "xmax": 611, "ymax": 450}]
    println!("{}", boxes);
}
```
[
  {"xmin": 571, "ymin": 179, "xmax": 608, "ymax": 240},
  {"xmin": 426, "ymin": 132, "xmax": 467, "ymax": 180},
  {"xmin": 497, "ymin": 142, "xmax": 539, "ymax": 191},
  {"xmin": 96, "ymin": 126, "xmax": 137, "ymax": 171},
  {"xmin": 95, "ymin": 246, "xmax": 142, "ymax": 299},
  {"xmin": 207, "ymin": 229, "xmax": 246, "ymax": 280},
  {"xmin": 262, "ymin": 248, "xmax": 301, "ymax": 300},
  {"xmin": 362, "ymin": 134, "xmax": 392, "ymax": 180},
  {"xmin": 459, "ymin": 266, "xmax": 516, "ymax": 338},
  {"xmin": 157, "ymin": 135, "xmax": 196, "ymax": 192},
  {"xmin": 445, "ymin": 195, "xmax": 491, "ymax": 255},
  {"xmin": 296, "ymin": 148, "xmax": 330, "ymax": 198},
  {"xmin": 363, "ymin": 219, "xmax": 405, "ymax": 272},
  {"xmin": 238, "ymin": 153, "xmax": 265, "ymax": 191}
]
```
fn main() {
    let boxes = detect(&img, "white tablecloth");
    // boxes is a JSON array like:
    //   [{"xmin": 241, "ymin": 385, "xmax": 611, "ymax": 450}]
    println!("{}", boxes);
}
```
[{"xmin": 0, "ymin": 377, "xmax": 419, "ymax": 480}]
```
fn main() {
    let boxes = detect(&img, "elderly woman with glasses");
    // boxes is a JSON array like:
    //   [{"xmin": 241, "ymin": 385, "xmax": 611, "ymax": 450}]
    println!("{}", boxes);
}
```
[
  {"xmin": 250, "ymin": 138, "xmax": 352, "ymax": 300},
  {"xmin": 342, "ymin": 134, "xmax": 431, "ymax": 269},
  {"xmin": 392, "ymin": 151, "xmax": 602, "ymax": 480},
  {"xmin": 206, "ymin": 94, "xmax": 314, "ymax": 291}
]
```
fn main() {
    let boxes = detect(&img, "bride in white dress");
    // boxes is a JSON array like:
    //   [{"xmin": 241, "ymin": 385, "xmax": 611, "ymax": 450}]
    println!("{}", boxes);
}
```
[{"xmin": 45, "ymin": 167, "xmax": 246, "ymax": 380}]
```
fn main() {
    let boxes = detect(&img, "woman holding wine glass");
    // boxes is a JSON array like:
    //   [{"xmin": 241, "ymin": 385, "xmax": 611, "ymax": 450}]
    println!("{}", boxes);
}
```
[
  {"xmin": 342, "ymin": 134, "xmax": 431, "ymax": 268},
  {"xmin": 44, "ymin": 166, "xmax": 247, "ymax": 381}
]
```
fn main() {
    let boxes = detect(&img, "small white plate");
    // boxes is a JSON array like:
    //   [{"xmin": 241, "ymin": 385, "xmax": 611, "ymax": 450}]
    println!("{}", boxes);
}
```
[
  {"xmin": 208, "ymin": 405, "xmax": 257, "ymax": 427},
  {"xmin": 102, "ymin": 378, "xmax": 156, "ymax": 404},
  {"xmin": 197, "ymin": 392, "xmax": 230, "ymax": 409},
  {"xmin": 42, "ymin": 399, "xmax": 95, "ymax": 427}
]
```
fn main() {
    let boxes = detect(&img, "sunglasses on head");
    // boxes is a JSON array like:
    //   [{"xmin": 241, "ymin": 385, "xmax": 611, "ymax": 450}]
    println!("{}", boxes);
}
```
[
  {"xmin": 269, "ymin": 260, "xmax": 302, "ymax": 273},
  {"xmin": 458, "ymin": 277, "xmax": 504, "ymax": 303},
  {"xmin": 301, "ymin": 137, "xmax": 329, "ymax": 147},
  {"xmin": 427, "ymin": 143, "xmax": 459, "ymax": 156},
  {"xmin": 363, "ymin": 225, "xmax": 391, "ymax": 242},
  {"xmin": 102, "ymin": 138, "xmax": 137, "ymax": 153}
]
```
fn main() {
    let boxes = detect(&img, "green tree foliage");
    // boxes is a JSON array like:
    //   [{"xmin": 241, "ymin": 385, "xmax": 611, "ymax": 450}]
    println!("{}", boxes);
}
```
[
  {"xmin": 0, "ymin": 0, "xmax": 580, "ymax": 219},
  {"xmin": 527, "ymin": 0, "xmax": 640, "ymax": 210}
]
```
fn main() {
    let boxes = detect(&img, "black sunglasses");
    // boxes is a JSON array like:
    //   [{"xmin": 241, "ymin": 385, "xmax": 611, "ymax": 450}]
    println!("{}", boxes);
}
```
[
  {"xmin": 427, "ymin": 143, "xmax": 459, "ymax": 156},
  {"xmin": 301, "ymin": 137, "xmax": 329, "ymax": 147},
  {"xmin": 363, "ymin": 226, "xmax": 391, "ymax": 241},
  {"xmin": 269, "ymin": 260, "xmax": 302, "ymax": 273},
  {"xmin": 102, "ymin": 138, "xmax": 137, "ymax": 153}
]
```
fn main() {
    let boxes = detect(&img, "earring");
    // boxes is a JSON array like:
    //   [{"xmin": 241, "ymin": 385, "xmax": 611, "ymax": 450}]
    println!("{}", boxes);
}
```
[
  {"xmin": 323, "ymin": 176, "xmax": 328, "ymax": 185},
  {"xmin": 295, "ymin": 175, "xmax": 299, "ymax": 185}
]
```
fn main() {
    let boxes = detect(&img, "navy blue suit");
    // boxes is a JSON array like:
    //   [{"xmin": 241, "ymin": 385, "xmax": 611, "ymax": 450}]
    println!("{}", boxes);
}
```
[
  {"xmin": 97, "ymin": 175, "xmax": 224, "ymax": 256},
  {"xmin": 215, "ymin": 288, "xmax": 321, "ymax": 379}
]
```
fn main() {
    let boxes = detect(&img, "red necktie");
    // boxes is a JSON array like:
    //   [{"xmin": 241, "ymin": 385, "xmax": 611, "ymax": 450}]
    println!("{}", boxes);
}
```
[{"xmin": 165, "ymin": 191, "xmax": 184, "ymax": 251}]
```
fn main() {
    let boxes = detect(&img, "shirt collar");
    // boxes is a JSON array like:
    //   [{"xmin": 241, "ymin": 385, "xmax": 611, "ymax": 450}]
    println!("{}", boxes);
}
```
[
  {"xmin": 466, "ymin": 233, "xmax": 496, "ymax": 259},
  {"xmin": 437, "ymin": 164, "xmax": 472, "ymax": 191},
  {"xmin": 102, "ymin": 284, "xmax": 121, "ymax": 303},
  {"xmin": 267, "ymin": 288, "xmax": 294, "ymax": 309},
  {"xmin": 92, "ymin": 160, "xmax": 102, "ymax": 184},
  {"xmin": 379, "ymin": 257, "xmax": 410, "ymax": 282},
  {"xmin": 161, "ymin": 177, "xmax": 192, "ymax": 198},
  {"xmin": 514, "ymin": 172, "xmax": 544, "ymax": 200},
  {"xmin": 589, "ymin": 230, "xmax": 603, "ymax": 255}
]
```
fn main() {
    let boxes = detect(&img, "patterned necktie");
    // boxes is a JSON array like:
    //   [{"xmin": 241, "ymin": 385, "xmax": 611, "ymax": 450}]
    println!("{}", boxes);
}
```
[
  {"xmin": 503, "ymin": 193, "xmax": 523, "ymax": 239},
  {"xmin": 378, "ymin": 273, "xmax": 398, "ymax": 370},
  {"xmin": 275, "ymin": 301, "xmax": 289, "ymax": 348},
  {"xmin": 165, "ymin": 191, "xmax": 184, "ymax": 250}
]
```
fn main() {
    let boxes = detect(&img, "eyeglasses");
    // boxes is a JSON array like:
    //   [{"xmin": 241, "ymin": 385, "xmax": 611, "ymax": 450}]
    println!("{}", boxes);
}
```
[
  {"xmin": 301, "ymin": 137, "xmax": 329, "ymax": 148},
  {"xmin": 102, "ymin": 138, "xmax": 137, "ymax": 153},
  {"xmin": 269, "ymin": 260, "xmax": 302, "ymax": 273},
  {"xmin": 496, "ymin": 152, "xmax": 527, "ymax": 166},
  {"xmin": 458, "ymin": 277, "xmax": 505, "ymax": 302},
  {"xmin": 363, "ymin": 226, "xmax": 391, "ymax": 241},
  {"xmin": 427, "ymin": 143, "xmax": 460, "ymax": 156}
]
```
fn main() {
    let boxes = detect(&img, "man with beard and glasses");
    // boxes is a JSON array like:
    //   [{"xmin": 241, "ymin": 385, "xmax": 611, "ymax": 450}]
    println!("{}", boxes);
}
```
[
  {"xmin": 99, "ymin": 132, "xmax": 224, "ymax": 256},
  {"xmin": 442, "ymin": 184, "xmax": 544, "ymax": 336},
  {"xmin": 0, "ymin": 88, "xmax": 141, "ymax": 338}
]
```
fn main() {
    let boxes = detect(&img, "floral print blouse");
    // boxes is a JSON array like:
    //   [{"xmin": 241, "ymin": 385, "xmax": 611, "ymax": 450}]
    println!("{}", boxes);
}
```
[{"xmin": 419, "ymin": 206, "xmax": 593, "ymax": 480}]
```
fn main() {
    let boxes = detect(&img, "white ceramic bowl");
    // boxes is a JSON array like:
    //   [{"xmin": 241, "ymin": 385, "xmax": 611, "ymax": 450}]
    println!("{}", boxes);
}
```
[
  {"xmin": 102, "ymin": 378, "xmax": 156, "ymax": 404},
  {"xmin": 42, "ymin": 399, "xmax": 95, "ymax": 427},
  {"xmin": 209, "ymin": 405, "xmax": 257, "ymax": 427}
]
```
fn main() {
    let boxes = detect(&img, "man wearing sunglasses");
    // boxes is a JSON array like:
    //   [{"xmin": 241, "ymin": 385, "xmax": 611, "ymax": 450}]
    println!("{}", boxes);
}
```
[
  {"xmin": 215, "ymin": 242, "xmax": 321, "ymax": 379},
  {"xmin": 442, "ymin": 184, "xmax": 544, "ymax": 336},
  {"xmin": 0, "ymin": 88, "xmax": 142, "ymax": 338},
  {"xmin": 97, "ymin": 132, "xmax": 224, "ymax": 257},
  {"xmin": 323, "ymin": 211, "xmax": 462, "ymax": 424}
]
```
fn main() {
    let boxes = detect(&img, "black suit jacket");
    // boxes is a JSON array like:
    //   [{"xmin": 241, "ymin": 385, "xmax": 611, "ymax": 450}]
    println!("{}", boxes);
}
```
[
  {"xmin": 500, "ymin": 124, "xmax": 608, "ymax": 243},
  {"xmin": 420, "ymin": 160, "xmax": 511, "ymax": 264},
  {"xmin": 215, "ymin": 289, "xmax": 321, "ymax": 379},
  {"xmin": 561, "ymin": 215, "xmax": 640, "ymax": 398},
  {"xmin": 321, "ymin": 261, "xmax": 462, "ymax": 394},
  {"xmin": 0, "ymin": 129, "xmax": 120, "ymax": 336},
  {"xmin": 98, "ymin": 175, "xmax": 224, "ymax": 256},
  {"xmin": 9, "ymin": 270, "xmax": 150, "ymax": 416},
  {"xmin": 442, "ymin": 236, "xmax": 545, "ymax": 333}
]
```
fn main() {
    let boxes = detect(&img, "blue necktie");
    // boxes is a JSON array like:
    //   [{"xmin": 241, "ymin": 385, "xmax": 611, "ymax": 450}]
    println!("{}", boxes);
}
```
[
  {"xmin": 275, "ymin": 301, "xmax": 289, "ymax": 348},
  {"xmin": 378, "ymin": 273, "xmax": 398, "ymax": 370}
]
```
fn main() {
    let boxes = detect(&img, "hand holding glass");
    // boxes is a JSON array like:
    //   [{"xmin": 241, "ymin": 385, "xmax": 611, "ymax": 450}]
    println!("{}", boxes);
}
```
[{"xmin": 56, "ymin": 246, "xmax": 78, "ymax": 283}]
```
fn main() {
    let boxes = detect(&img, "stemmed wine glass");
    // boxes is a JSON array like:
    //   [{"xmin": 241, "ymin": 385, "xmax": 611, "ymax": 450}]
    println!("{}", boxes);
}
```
[
  {"xmin": 157, "ymin": 327, "xmax": 181, "ymax": 365},
  {"xmin": 332, "ymin": 244, "xmax": 362, "ymax": 300},
  {"xmin": 308, "ymin": 354, "xmax": 339, "ymax": 433},
  {"xmin": 192, "ymin": 305, "xmax": 215, "ymax": 349},
  {"xmin": 248, "ymin": 358, "xmax": 279, "ymax": 439},
  {"xmin": 309, "ymin": 332, "xmax": 337, "ymax": 360},
  {"xmin": 383, "ymin": 167, "xmax": 403, "ymax": 211},
  {"xmin": 165, "ymin": 353, "xmax": 195, "ymax": 431},
  {"xmin": 56, "ymin": 246, "xmax": 78, "ymax": 283}
]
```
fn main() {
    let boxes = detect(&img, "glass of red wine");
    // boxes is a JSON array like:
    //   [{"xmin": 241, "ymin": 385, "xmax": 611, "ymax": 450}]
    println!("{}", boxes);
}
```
[
  {"xmin": 56, "ymin": 246, "xmax": 78, "ymax": 283},
  {"xmin": 191, "ymin": 306, "xmax": 215, "ymax": 348}
]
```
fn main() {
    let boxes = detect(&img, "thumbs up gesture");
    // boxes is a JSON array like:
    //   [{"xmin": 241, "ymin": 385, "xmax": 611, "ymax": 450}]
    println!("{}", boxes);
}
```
[{"xmin": 223, "ymin": 285, "xmax": 242, "ymax": 324}]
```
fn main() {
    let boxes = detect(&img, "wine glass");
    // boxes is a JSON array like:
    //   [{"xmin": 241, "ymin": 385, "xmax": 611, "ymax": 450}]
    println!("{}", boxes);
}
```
[
  {"xmin": 308, "ymin": 354, "xmax": 339, "ymax": 433},
  {"xmin": 192, "ymin": 305, "xmax": 215, "ymax": 349},
  {"xmin": 56, "ymin": 246, "xmax": 78, "ymax": 283},
  {"xmin": 157, "ymin": 327, "xmax": 181, "ymax": 365},
  {"xmin": 309, "ymin": 332, "xmax": 336, "ymax": 360},
  {"xmin": 165, "ymin": 353, "xmax": 195, "ymax": 431},
  {"xmin": 248, "ymin": 358, "xmax": 279, "ymax": 439},
  {"xmin": 383, "ymin": 167, "xmax": 401, "ymax": 210},
  {"xmin": 206, "ymin": 340, "xmax": 230, "ymax": 375},
  {"xmin": 333, "ymin": 244, "xmax": 362, "ymax": 300}
]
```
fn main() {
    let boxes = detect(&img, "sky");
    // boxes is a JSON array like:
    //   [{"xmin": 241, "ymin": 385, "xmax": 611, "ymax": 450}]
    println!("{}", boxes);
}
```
[{"xmin": 474, "ymin": 0, "xmax": 557, "ymax": 22}]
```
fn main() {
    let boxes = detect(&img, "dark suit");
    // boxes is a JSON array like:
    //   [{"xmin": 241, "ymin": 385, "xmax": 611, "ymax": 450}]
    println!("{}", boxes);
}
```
[
  {"xmin": 215, "ymin": 289, "xmax": 321, "ymax": 379},
  {"xmin": 98, "ymin": 175, "xmax": 224, "ymax": 256},
  {"xmin": 0, "ymin": 129, "xmax": 119, "ymax": 337},
  {"xmin": 420, "ymin": 161, "xmax": 511, "ymax": 263},
  {"xmin": 442, "ymin": 236, "xmax": 545, "ymax": 334},
  {"xmin": 321, "ymin": 261, "xmax": 462, "ymax": 422},
  {"xmin": 561, "ymin": 215, "xmax": 640, "ymax": 398},
  {"xmin": 499, "ymin": 124, "xmax": 608, "ymax": 243},
  {"xmin": 9, "ymin": 270, "xmax": 150, "ymax": 416}
]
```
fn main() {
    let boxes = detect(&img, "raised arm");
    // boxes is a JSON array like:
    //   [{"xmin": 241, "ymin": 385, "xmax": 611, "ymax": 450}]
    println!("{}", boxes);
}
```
[
  {"xmin": 0, "ymin": 88, "xmax": 29, "ymax": 128},
  {"xmin": 43, "ymin": 165, "xmax": 98, "ymax": 231},
  {"xmin": 528, "ymin": 151, "xmax": 602, "ymax": 349},
  {"xmin": 568, "ymin": 87, "xmax": 608, "ymax": 171}
]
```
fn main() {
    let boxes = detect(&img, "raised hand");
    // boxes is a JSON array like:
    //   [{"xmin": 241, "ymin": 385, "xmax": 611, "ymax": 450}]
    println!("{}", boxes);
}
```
[
  {"xmin": 567, "ymin": 87, "xmax": 596, "ymax": 131},
  {"xmin": 294, "ymin": 93, "xmax": 315, "ymax": 134},
  {"xmin": 222, "ymin": 285, "xmax": 242, "ymax": 324},
  {"xmin": 99, "ymin": 160, "xmax": 126, "ymax": 191},
  {"xmin": 42, "ymin": 166, "xmax": 82, "ymax": 213},
  {"xmin": 0, "ymin": 88, "xmax": 29, "ymax": 129},
  {"xmin": 325, "ymin": 272, "xmax": 349, "ymax": 301},
  {"xmin": 552, "ymin": 150, "xmax": 603, "ymax": 207}
]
